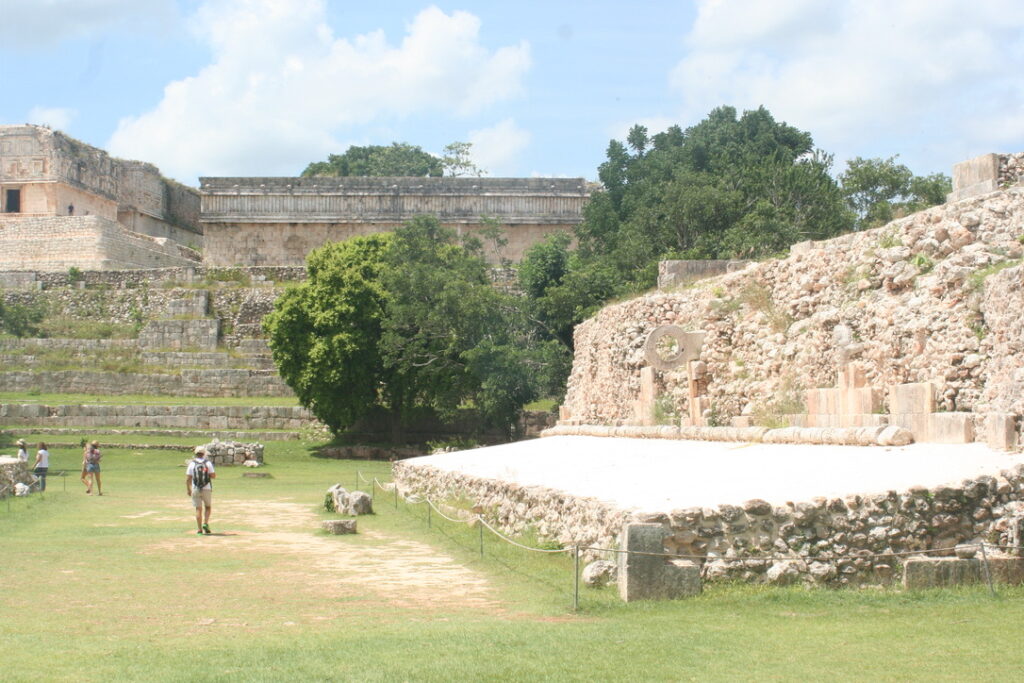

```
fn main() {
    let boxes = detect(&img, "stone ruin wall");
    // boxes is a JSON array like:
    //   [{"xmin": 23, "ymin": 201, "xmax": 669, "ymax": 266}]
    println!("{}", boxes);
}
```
[
  {"xmin": 562, "ymin": 185, "xmax": 1024, "ymax": 435},
  {"xmin": 0, "ymin": 216, "xmax": 200, "ymax": 272},
  {"xmin": 393, "ymin": 459, "xmax": 1024, "ymax": 586},
  {"xmin": 199, "ymin": 176, "xmax": 589, "ymax": 266}
]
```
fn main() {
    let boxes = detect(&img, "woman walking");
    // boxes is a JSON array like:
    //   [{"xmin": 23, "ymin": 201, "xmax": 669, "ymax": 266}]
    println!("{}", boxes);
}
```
[
  {"xmin": 83, "ymin": 440, "xmax": 102, "ymax": 495},
  {"xmin": 33, "ymin": 442, "xmax": 50, "ymax": 492}
]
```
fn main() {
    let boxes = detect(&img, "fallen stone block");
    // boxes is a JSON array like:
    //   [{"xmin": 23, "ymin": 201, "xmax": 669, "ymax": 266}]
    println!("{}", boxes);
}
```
[
  {"xmin": 582, "ymin": 560, "xmax": 617, "ymax": 588},
  {"xmin": 618, "ymin": 523, "xmax": 701, "ymax": 601},
  {"xmin": 322, "ymin": 520, "xmax": 357, "ymax": 535}
]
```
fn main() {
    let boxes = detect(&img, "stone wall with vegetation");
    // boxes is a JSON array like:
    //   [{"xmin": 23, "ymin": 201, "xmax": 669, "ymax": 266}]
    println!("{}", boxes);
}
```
[
  {"xmin": 0, "ymin": 369, "xmax": 291, "ymax": 397},
  {"xmin": 563, "ymin": 186, "xmax": 1024, "ymax": 429},
  {"xmin": 0, "ymin": 403, "xmax": 312, "ymax": 429},
  {"xmin": 394, "ymin": 459, "xmax": 1024, "ymax": 586}
]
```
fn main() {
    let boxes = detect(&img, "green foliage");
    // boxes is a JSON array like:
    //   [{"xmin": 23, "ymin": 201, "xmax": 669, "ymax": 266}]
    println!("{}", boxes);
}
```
[
  {"xmin": 967, "ymin": 258, "xmax": 1023, "ymax": 293},
  {"xmin": 911, "ymin": 253, "xmax": 935, "ymax": 274},
  {"xmin": 441, "ymin": 141, "xmax": 484, "ymax": 177},
  {"xmin": 839, "ymin": 156, "xmax": 952, "ymax": 230},
  {"xmin": 0, "ymin": 296, "xmax": 46, "ymax": 337},
  {"xmin": 67, "ymin": 266, "xmax": 83, "ymax": 283},
  {"xmin": 265, "ymin": 217, "xmax": 564, "ymax": 438},
  {"xmin": 574, "ymin": 106, "xmax": 853, "ymax": 291},
  {"xmin": 653, "ymin": 394, "xmax": 679, "ymax": 425},
  {"xmin": 302, "ymin": 142, "xmax": 443, "ymax": 177}
]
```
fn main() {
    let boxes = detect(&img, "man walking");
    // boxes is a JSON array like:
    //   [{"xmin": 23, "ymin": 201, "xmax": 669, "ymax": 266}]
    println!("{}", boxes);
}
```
[{"xmin": 186, "ymin": 446, "xmax": 216, "ymax": 535}]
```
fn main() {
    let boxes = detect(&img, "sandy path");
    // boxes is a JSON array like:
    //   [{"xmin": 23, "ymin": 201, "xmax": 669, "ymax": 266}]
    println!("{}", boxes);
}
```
[{"xmin": 140, "ymin": 497, "xmax": 497, "ymax": 610}]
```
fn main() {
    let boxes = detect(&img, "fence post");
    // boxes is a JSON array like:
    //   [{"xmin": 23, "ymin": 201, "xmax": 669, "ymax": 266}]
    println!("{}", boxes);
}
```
[
  {"xmin": 573, "ymin": 546, "xmax": 580, "ymax": 611},
  {"xmin": 394, "ymin": 485, "xmax": 398, "ymax": 510},
  {"xmin": 979, "ymin": 542, "xmax": 997, "ymax": 598},
  {"xmin": 427, "ymin": 501, "xmax": 432, "ymax": 528},
  {"xmin": 479, "ymin": 519, "xmax": 484, "ymax": 557}
]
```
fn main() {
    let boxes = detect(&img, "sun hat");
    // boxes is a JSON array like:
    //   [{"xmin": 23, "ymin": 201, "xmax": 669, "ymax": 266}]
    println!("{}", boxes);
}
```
[
  {"xmin": 17, "ymin": 439, "xmax": 26, "ymax": 446},
  {"xmin": 194, "ymin": 446, "xmax": 206, "ymax": 455}
]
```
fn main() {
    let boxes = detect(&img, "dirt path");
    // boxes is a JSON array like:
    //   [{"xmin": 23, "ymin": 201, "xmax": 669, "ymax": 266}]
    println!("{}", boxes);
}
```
[{"xmin": 140, "ymin": 497, "xmax": 498, "ymax": 611}]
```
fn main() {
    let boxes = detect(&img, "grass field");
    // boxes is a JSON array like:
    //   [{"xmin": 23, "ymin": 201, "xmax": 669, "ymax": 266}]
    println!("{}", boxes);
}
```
[{"xmin": 2, "ymin": 438, "xmax": 1022, "ymax": 681}]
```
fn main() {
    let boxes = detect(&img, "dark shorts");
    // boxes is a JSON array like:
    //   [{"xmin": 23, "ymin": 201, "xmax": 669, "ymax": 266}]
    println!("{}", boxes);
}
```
[
  {"xmin": 34, "ymin": 467, "xmax": 48, "ymax": 476},
  {"xmin": 86, "ymin": 463, "xmax": 101, "ymax": 473}
]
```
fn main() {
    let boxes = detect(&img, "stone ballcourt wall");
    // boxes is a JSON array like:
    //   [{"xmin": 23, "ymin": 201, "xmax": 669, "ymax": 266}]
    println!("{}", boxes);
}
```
[
  {"xmin": 0, "ymin": 216, "xmax": 200, "ymax": 271},
  {"xmin": 562, "ymin": 185, "xmax": 1024, "ymax": 437},
  {"xmin": 0, "ymin": 403, "xmax": 312, "ymax": 430},
  {"xmin": 393, "ymin": 460, "xmax": 1024, "ymax": 586},
  {"xmin": 0, "ymin": 369, "xmax": 292, "ymax": 398}
]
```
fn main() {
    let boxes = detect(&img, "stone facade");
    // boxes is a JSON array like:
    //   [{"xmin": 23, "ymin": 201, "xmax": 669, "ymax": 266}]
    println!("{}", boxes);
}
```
[
  {"xmin": 561, "ymin": 184, "xmax": 1024, "ymax": 443},
  {"xmin": 0, "ymin": 216, "xmax": 200, "ymax": 271},
  {"xmin": 199, "ymin": 176, "xmax": 590, "ymax": 266},
  {"xmin": 0, "ymin": 125, "xmax": 201, "ymax": 270},
  {"xmin": 947, "ymin": 152, "xmax": 1024, "ymax": 202}
]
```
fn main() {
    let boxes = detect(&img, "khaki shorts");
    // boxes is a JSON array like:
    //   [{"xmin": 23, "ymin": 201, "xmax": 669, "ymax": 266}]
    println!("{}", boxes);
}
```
[{"xmin": 191, "ymin": 487, "xmax": 212, "ymax": 508}]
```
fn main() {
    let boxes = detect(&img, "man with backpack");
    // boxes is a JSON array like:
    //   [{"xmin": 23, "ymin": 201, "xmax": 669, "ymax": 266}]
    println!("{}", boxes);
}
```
[{"xmin": 186, "ymin": 446, "xmax": 216, "ymax": 535}]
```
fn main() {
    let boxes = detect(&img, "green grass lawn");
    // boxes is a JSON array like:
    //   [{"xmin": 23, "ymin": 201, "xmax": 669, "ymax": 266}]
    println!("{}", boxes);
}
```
[
  {"xmin": 1, "ymin": 440, "xmax": 1022, "ymax": 681},
  {"xmin": 0, "ymin": 391, "xmax": 300, "ymax": 407}
]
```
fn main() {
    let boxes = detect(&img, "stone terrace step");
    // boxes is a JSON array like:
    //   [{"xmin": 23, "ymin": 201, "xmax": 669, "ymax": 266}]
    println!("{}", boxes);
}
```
[
  {"xmin": 1, "ymin": 428, "xmax": 302, "ymax": 441},
  {"xmin": 1, "ymin": 403, "xmax": 313, "ymax": 430}
]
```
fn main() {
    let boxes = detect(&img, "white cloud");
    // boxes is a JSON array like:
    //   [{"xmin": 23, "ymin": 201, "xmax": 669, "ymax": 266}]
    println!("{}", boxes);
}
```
[
  {"xmin": 468, "ymin": 119, "xmax": 531, "ymax": 176},
  {"xmin": 0, "ymin": 0, "xmax": 175, "ymax": 47},
  {"xmin": 27, "ymin": 106, "xmax": 77, "ymax": 130},
  {"xmin": 107, "ymin": 1, "xmax": 531, "ymax": 182},
  {"xmin": 670, "ymin": 0, "xmax": 1024, "ymax": 172}
]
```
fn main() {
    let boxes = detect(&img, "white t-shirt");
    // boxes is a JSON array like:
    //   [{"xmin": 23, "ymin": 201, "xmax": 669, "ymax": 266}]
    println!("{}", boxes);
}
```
[
  {"xmin": 187, "ymin": 458, "xmax": 215, "ymax": 489},
  {"xmin": 35, "ymin": 449, "xmax": 50, "ymax": 468},
  {"xmin": 17, "ymin": 447, "xmax": 28, "ymax": 462}
]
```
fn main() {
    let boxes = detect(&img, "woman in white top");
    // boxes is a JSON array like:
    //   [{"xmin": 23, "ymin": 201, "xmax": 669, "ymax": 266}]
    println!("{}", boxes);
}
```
[
  {"xmin": 16, "ymin": 438, "xmax": 28, "ymax": 462},
  {"xmin": 33, "ymin": 442, "xmax": 50, "ymax": 492}
]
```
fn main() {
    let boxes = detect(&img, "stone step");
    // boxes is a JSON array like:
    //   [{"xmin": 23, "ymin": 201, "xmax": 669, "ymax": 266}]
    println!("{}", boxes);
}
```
[{"xmin": 1, "ymin": 427, "xmax": 302, "ymax": 441}]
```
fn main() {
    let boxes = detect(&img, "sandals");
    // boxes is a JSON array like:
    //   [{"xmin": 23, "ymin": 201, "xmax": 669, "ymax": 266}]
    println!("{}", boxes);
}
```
[{"xmin": 202, "ymin": 524, "xmax": 211, "ymax": 535}]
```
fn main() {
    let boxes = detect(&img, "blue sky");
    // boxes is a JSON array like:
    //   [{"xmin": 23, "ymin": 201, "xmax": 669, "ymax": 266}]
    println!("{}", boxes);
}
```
[{"xmin": 2, "ymin": 0, "xmax": 1021, "ymax": 186}]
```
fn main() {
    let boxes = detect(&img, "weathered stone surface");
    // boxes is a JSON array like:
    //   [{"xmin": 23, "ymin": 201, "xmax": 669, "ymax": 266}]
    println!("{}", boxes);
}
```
[
  {"xmin": 618, "ymin": 523, "xmax": 701, "ymax": 601},
  {"xmin": 0, "ymin": 455, "xmax": 35, "ymax": 498},
  {"xmin": 903, "ymin": 557, "xmax": 982, "ymax": 589},
  {"xmin": 326, "ymin": 484, "xmax": 374, "ymax": 516},
  {"xmin": 322, "ymin": 519, "xmax": 357, "ymax": 535},
  {"xmin": 582, "ymin": 560, "xmax": 617, "ymax": 588}
]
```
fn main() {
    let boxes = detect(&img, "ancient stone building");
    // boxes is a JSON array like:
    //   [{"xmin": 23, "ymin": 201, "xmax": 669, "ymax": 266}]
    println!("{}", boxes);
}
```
[
  {"xmin": 0, "ymin": 125, "xmax": 201, "ymax": 270},
  {"xmin": 198, "ymin": 176, "xmax": 591, "ymax": 266}
]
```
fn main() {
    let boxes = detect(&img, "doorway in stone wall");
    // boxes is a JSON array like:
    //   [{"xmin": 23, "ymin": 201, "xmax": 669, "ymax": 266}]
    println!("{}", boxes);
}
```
[{"xmin": 4, "ymin": 188, "xmax": 20, "ymax": 213}]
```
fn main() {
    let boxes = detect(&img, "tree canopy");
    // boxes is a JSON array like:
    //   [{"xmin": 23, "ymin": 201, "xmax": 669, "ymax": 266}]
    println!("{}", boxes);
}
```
[
  {"xmin": 264, "ymin": 216, "xmax": 566, "ymax": 439},
  {"xmin": 839, "ymin": 156, "xmax": 951, "ymax": 230},
  {"xmin": 301, "ymin": 141, "xmax": 484, "ymax": 178}
]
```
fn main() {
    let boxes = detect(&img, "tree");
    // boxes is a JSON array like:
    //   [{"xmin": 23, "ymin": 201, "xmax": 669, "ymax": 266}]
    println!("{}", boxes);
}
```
[
  {"xmin": 839, "ymin": 156, "xmax": 952, "ymax": 230},
  {"xmin": 262, "ymin": 234, "xmax": 394, "ymax": 433},
  {"xmin": 574, "ymin": 106, "xmax": 854, "ymax": 291},
  {"xmin": 0, "ymin": 295, "xmax": 45, "ymax": 337},
  {"xmin": 264, "ymin": 216, "xmax": 561, "ymax": 439},
  {"xmin": 301, "ymin": 143, "xmax": 443, "ymax": 177},
  {"xmin": 441, "ymin": 141, "xmax": 484, "ymax": 177}
]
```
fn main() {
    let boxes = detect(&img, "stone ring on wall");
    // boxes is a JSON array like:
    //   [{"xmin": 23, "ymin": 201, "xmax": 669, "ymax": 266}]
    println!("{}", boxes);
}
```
[{"xmin": 644, "ymin": 325, "xmax": 705, "ymax": 371}]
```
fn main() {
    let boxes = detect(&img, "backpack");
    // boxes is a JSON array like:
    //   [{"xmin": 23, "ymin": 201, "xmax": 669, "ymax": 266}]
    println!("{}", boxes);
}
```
[{"xmin": 192, "ymin": 459, "xmax": 211, "ymax": 489}]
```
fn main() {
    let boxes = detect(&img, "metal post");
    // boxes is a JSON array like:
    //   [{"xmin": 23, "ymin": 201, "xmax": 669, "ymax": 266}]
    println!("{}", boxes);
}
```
[
  {"xmin": 394, "ymin": 485, "xmax": 398, "ymax": 510},
  {"xmin": 478, "ymin": 519, "xmax": 484, "ymax": 557},
  {"xmin": 573, "ymin": 546, "xmax": 580, "ymax": 611},
  {"xmin": 427, "ymin": 501, "xmax": 432, "ymax": 528},
  {"xmin": 979, "ymin": 542, "xmax": 997, "ymax": 598},
  {"xmin": 370, "ymin": 479, "xmax": 375, "ymax": 503}
]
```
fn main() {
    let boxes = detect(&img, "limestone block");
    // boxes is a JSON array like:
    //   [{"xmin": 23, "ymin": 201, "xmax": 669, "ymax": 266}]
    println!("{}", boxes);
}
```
[
  {"xmin": 877, "ymin": 425, "xmax": 914, "ymax": 446},
  {"xmin": 985, "ymin": 557, "xmax": 1024, "ymax": 585},
  {"xmin": 948, "ymin": 153, "xmax": 1000, "ymax": 202},
  {"xmin": 927, "ymin": 413, "xmax": 975, "ymax": 444},
  {"xmin": 985, "ymin": 413, "xmax": 1018, "ymax": 450},
  {"xmin": 322, "ymin": 520, "xmax": 357, "ymax": 535},
  {"xmin": 890, "ymin": 382, "xmax": 935, "ymax": 415},
  {"xmin": 902, "ymin": 557, "xmax": 982, "ymax": 589},
  {"xmin": 619, "ymin": 523, "xmax": 676, "ymax": 601},
  {"xmin": 889, "ymin": 412, "xmax": 931, "ymax": 440}
]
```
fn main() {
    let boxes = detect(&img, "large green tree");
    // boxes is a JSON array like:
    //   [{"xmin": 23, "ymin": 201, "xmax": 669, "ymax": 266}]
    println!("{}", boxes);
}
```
[
  {"xmin": 575, "ymin": 106, "xmax": 854, "ymax": 290},
  {"xmin": 264, "ymin": 216, "xmax": 563, "ymax": 438},
  {"xmin": 839, "ymin": 156, "xmax": 951, "ymax": 230}
]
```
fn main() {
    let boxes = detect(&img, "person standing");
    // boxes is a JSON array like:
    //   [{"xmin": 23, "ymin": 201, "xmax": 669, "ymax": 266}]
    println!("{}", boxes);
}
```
[
  {"xmin": 33, "ymin": 442, "xmax": 50, "ymax": 492},
  {"xmin": 186, "ymin": 446, "xmax": 216, "ymax": 535},
  {"xmin": 83, "ymin": 440, "xmax": 102, "ymax": 495},
  {"xmin": 16, "ymin": 439, "xmax": 28, "ymax": 463}
]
